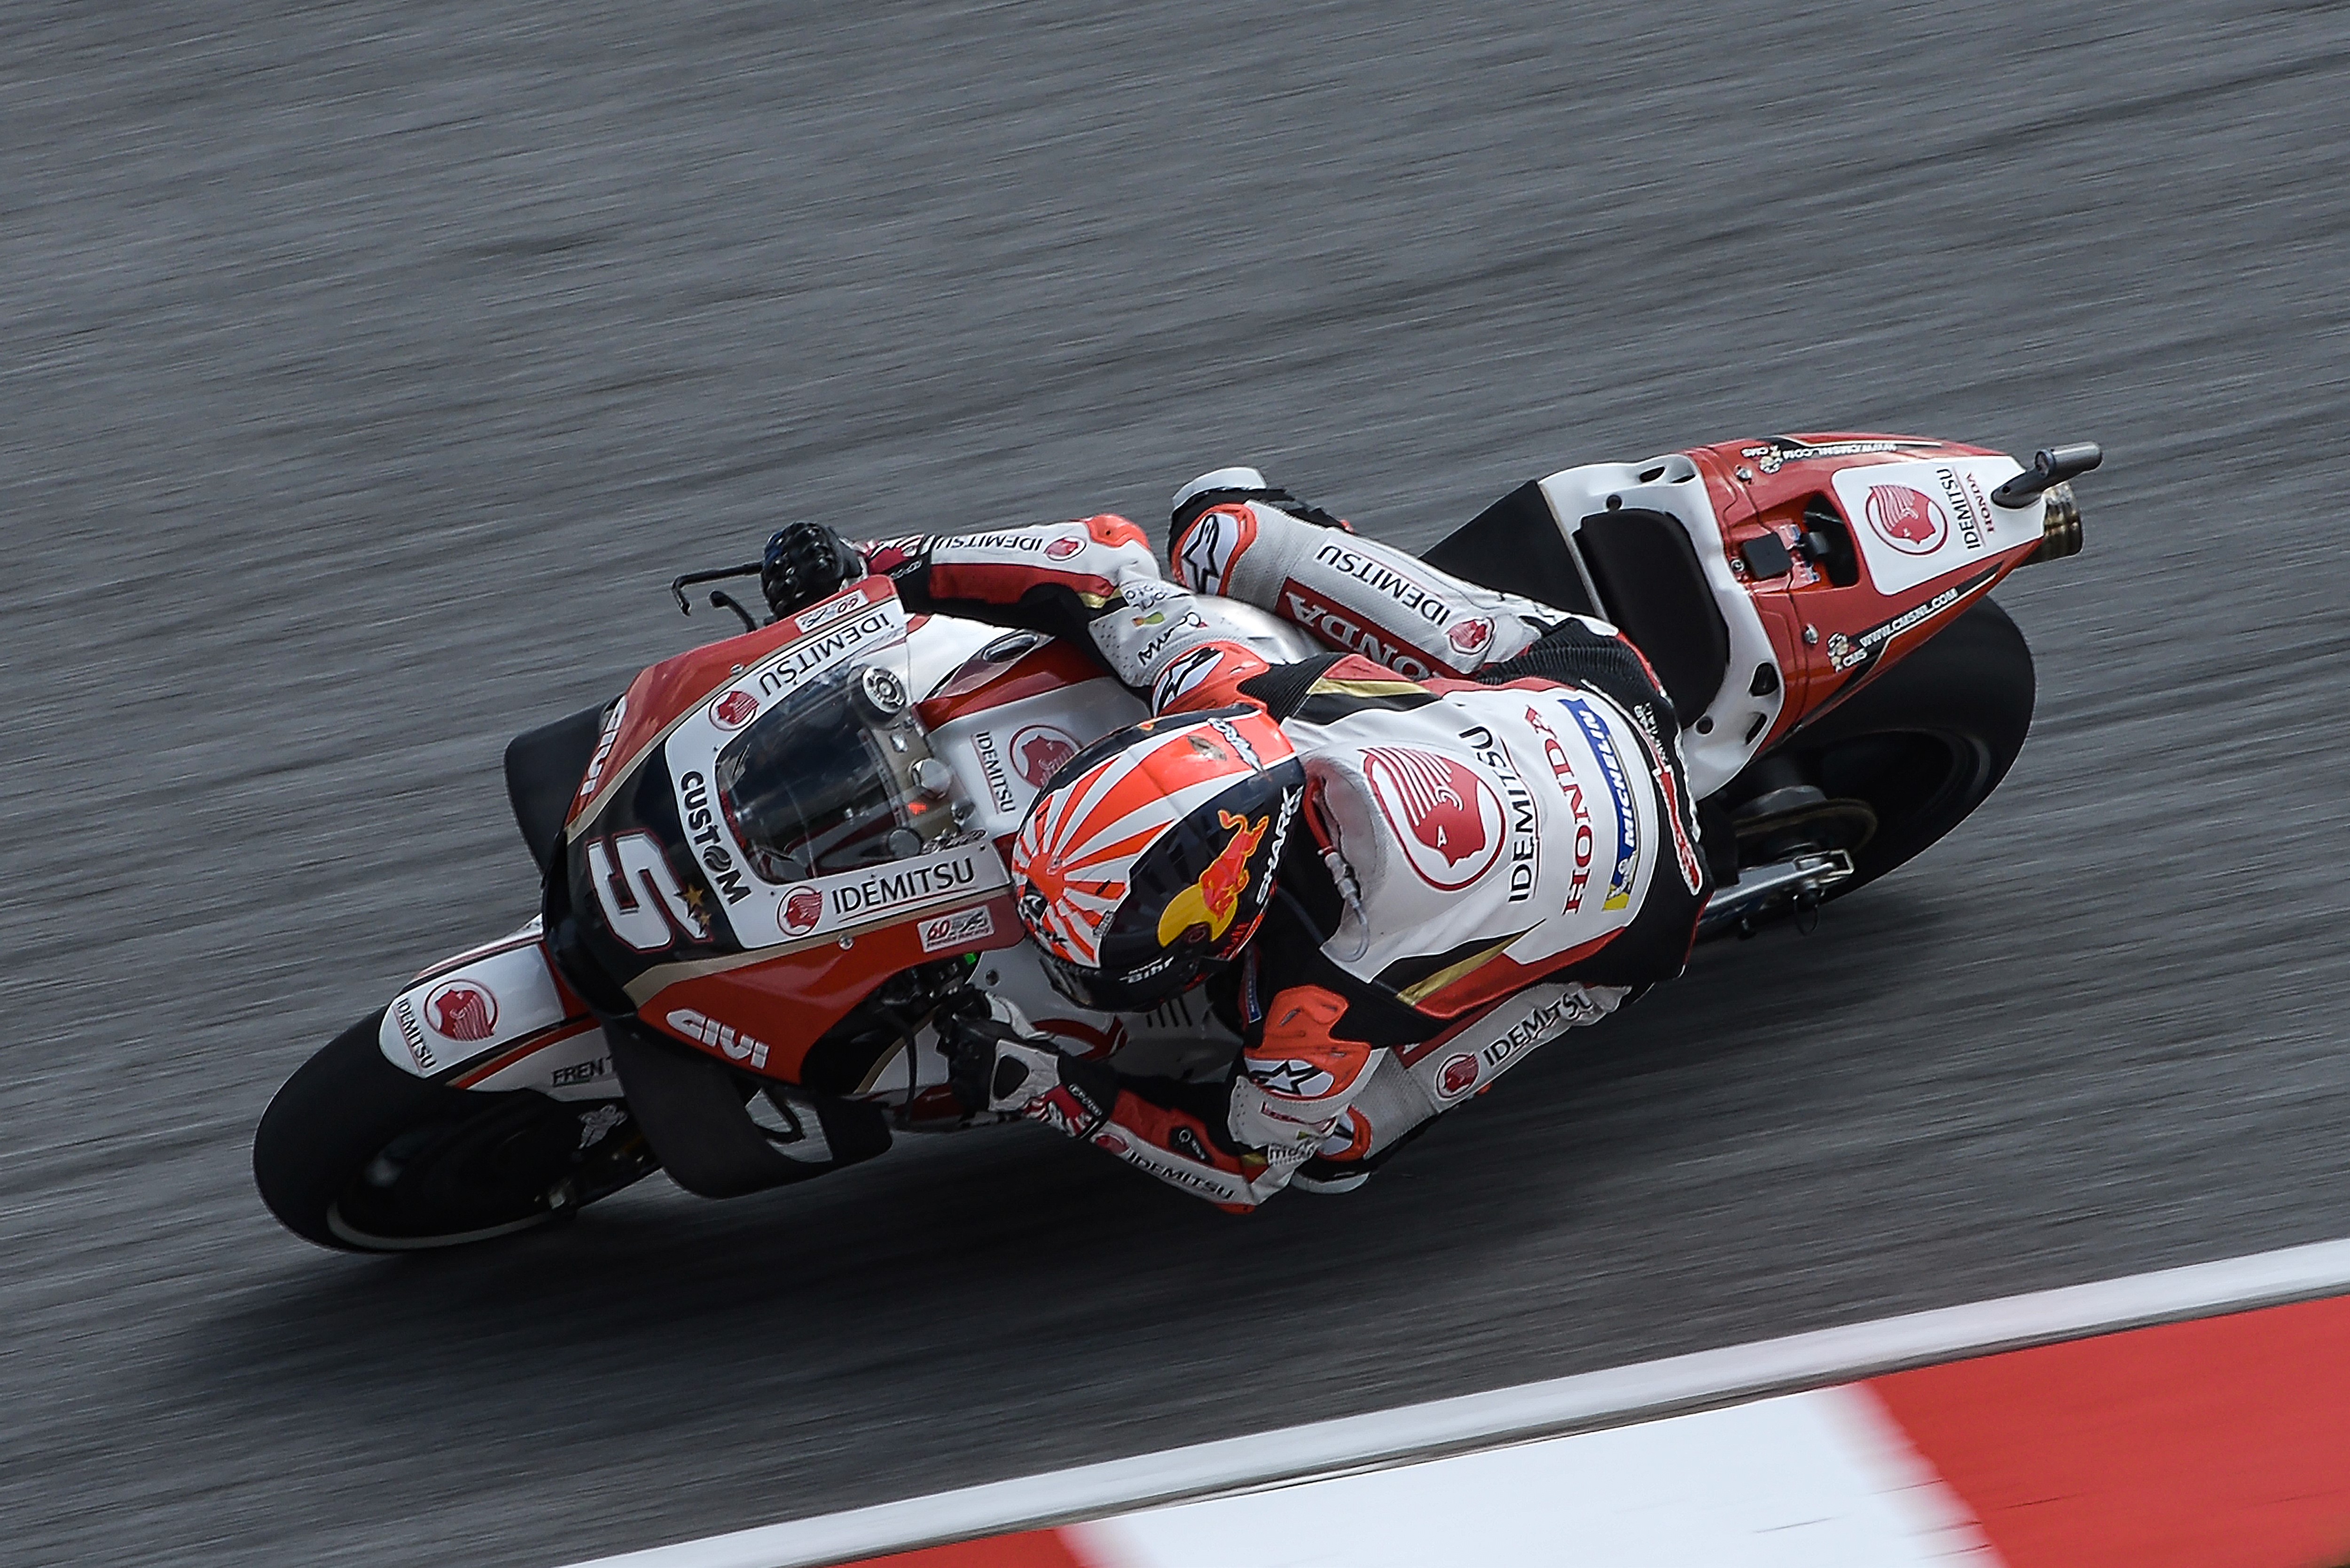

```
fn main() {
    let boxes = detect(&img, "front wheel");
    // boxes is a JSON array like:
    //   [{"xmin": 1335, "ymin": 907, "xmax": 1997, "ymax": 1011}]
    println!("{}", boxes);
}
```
[{"xmin": 253, "ymin": 1012, "xmax": 659, "ymax": 1252}]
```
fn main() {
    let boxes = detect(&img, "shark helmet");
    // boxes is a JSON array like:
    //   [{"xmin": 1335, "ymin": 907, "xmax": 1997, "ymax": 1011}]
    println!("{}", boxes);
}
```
[{"xmin": 1010, "ymin": 706, "xmax": 1303, "ymax": 1012}]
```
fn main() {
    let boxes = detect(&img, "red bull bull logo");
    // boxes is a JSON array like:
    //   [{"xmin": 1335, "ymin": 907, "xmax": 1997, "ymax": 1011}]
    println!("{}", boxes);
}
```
[
  {"xmin": 1362, "ymin": 746, "xmax": 1504, "ymax": 891},
  {"xmin": 1156, "ymin": 810, "xmax": 1269, "ymax": 947},
  {"xmin": 1865, "ymin": 485, "xmax": 1950, "ymax": 555}
]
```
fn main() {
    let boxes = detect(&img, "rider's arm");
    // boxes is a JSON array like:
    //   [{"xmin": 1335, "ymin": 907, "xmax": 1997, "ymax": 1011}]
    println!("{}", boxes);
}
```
[
  {"xmin": 956, "ymin": 970, "xmax": 1389, "ymax": 1213},
  {"xmin": 1168, "ymin": 487, "xmax": 1599, "ymax": 681},
  {"xmin": 863, "ymin": 518, "xmax": 1281, "ymax": 713},
  {"xmin": 966, "ymin": 983, "xmax": 1380, "ymax": 1213}
]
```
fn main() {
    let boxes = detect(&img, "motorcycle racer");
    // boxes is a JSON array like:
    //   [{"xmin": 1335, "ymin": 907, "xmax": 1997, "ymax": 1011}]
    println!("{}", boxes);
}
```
[{"xmin": 760, "ymin": 470, "xmax": 1709, "ymax": 1209}]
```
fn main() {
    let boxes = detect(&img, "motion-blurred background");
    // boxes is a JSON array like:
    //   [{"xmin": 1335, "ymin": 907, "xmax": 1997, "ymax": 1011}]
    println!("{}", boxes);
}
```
[{"xmin": 4, "ymin": 3, "xmax": 2347, "ymax": 1563}]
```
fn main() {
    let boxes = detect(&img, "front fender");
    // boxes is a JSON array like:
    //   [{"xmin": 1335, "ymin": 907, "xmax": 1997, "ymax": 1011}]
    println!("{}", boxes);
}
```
[{"xmin": 378, "ymin": 925, "xmax": 615, "ymax": 1099}]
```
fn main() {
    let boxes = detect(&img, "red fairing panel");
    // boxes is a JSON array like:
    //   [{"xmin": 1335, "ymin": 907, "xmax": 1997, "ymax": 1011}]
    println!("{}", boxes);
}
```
[
  {"xmin": 1687, "ymin": 434, "xmax": 2045, "ymax": 745},
  {"xmin": 639, "ymin": 890, "xmax": 1024, "ymax": 1083}
]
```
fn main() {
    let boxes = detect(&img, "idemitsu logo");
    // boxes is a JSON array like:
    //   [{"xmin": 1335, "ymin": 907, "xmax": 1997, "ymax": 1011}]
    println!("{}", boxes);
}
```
[
  {"xmin": 1448, "ymin": 617, "xmax": 1494, "ymax": 656},
  {"xmin": 1010, "ymin": 725, "xmax": 1079, "ymax": 789},
  {"xmin": 711, "ymin": 690, "xmax": 758, "ymax": 729},
  {"xmin": 778, "ymin": 887, "xmax": 824, "ymax": 935}
]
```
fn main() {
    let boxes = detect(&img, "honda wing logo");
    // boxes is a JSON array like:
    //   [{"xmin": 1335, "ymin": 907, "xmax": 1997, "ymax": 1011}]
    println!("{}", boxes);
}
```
[
  {"xmin": 1361, "ymin": 746, "xmax": 1504, "ymax": 891},
  {"xmin": 1864, "ymin": 485, "xmax": 1950, "ymax": 555}
]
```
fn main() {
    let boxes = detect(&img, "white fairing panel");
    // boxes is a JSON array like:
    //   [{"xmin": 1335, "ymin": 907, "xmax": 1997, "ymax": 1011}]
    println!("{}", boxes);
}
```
[
  {"xmin": 906, "ymin": 613, "xmax": 1002, "ymax": 700},
  {"xmin": 918, "ymin": 600, "xmax": 1319, "ymax": 842},
  {"xmin": 1535, "ymin": 457, "xmax": 1782, "ymax": 798},
  {"xmin": 1831, "ymin": 456, "xmax": 2032, "ymax": 597},
  {"xmin": 929, "ymin": 678, "xmax": 1147, "ymax": 840},
  {"xmin": 380, "ymin": 939, "xmax": 575, "ymax": 1079},
  {"xmin": 467, "ymin": 1021, "xmax": 619, "ymax": 1100}
]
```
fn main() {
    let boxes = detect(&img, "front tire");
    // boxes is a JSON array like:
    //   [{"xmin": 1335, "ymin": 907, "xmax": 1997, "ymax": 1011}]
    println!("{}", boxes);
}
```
[{"xmin": 253, "ymin": 1012, "xmax": 658, "ymax": 1252}]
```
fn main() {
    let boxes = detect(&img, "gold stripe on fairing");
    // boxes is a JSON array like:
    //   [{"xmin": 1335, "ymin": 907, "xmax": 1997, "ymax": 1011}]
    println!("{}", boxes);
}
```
[
  {"xmin": 621, "ymin": 943, "xmax": 809, "ymax": 1006},
  {"xmin": 1309, "ymin": 676, "xmax": 1427, "ymax": 700},
  {"xmin": 854, "ymin": 1042, "xmax": 911, "ymax": 1097},
  {"xmin": 1393, "ymin": 931, "xmax": 1532, "ymax": 1006}
]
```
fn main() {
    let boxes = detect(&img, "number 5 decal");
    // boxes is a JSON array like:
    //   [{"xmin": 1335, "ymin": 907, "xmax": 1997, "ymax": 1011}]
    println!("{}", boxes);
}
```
[{"xmin": 585, "ymin": 832, "xmax": 709, "ymax": 951}]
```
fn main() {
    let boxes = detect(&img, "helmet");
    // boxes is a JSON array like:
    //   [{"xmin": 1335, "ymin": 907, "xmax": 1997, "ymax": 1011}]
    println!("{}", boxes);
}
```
[{"xmin": 1011, "ymin": 706, "xmax": 1304, "ymax": 1012}]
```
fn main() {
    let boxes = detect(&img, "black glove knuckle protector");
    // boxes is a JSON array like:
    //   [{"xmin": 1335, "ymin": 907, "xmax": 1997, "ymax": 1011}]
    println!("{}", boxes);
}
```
[{"xmin": 760, "ymin": 522, "xmax": 862, "ymax": 619}]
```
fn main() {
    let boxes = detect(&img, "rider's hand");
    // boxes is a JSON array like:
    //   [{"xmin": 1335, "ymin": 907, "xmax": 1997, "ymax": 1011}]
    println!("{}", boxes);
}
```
[
  {"xmin": 760, "ymin": 522, "xmax": 866, "ymax": 620},
  {"xmin": 938, "ymin": 995, "xmax": 1115, "ymax": 1135},
  {"xmin": 939, "ymin": 993, "xmax": 1048, "ymax": 1115}
]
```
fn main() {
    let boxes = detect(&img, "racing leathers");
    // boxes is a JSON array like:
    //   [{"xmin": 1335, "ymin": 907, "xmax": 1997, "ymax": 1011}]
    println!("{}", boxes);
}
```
[{"xmin": 861, "ymin": 478, "xmax": 1710, "ymax": 1209}]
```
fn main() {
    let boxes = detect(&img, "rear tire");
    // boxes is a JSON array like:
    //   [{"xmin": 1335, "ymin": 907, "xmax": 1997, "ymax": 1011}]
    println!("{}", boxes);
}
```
[
  {"xmin": 1766, "ymin": 596, "xmax": 2036, "ymax": 897},
  {"xmin": 253, "ymin": 1012, "xmax": 657, "ymax": 1253}
]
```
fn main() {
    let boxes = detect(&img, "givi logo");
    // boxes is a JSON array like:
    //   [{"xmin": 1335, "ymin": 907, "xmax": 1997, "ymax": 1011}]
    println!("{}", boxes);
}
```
[
  {"xmin": 1361, "ymin": 746, "xmax": 1504, "ymax": 890},
  {"xmin": 1864, "ymin": 485, "xmax": 1950, "ymax": 555}
]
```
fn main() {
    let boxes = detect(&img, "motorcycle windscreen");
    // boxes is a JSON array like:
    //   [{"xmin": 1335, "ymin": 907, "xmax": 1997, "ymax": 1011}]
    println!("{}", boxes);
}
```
[{"xmin": 713, "ymin": 663, "xmax": 957, "ymax": 885}]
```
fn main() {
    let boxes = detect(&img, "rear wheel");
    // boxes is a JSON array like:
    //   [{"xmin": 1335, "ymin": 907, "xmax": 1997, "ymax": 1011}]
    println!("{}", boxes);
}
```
[
  {"xmin": 253, "ymin": 1012, "xmax": 658, "ymax": 1252},
  {"xmin": 1731, "ymin": 597, "xmax": 2036, "ymax": 898}
]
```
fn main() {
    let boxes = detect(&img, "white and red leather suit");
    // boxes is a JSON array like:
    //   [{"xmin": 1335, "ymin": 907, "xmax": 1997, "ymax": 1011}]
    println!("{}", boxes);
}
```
[{"xmin": 866, "ymin": 470, "xmax": 1710, "ymax": 1209}]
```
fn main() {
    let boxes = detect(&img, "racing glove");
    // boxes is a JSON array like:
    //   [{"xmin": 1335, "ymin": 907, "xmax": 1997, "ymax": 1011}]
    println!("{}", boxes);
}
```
[
  {"xmin": 760, "ymin": 521, "xmax": 867, "ymax": 620},
  {"xmin": 938, "ymin": 994, "xmax": 1117, "ymax": 1137}
]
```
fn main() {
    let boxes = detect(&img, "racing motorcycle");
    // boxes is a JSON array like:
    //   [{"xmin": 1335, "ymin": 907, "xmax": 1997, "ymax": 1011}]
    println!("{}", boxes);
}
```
[{"xmin": 253, "ymin": 432, "xmax": 2097, "ymax": 1251}]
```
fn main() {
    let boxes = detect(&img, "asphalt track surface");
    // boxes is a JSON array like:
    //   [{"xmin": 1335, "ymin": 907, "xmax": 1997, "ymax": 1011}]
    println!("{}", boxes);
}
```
[{"xmin": 5, "ymin": 2, "xmax": 2348, "ymax": 1563}]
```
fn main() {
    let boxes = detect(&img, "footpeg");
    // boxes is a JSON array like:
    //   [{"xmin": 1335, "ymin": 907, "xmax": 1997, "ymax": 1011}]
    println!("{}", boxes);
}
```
[{"xmin": 1696, "ymin": 849, "xmax": 1856, "ymax": 940}]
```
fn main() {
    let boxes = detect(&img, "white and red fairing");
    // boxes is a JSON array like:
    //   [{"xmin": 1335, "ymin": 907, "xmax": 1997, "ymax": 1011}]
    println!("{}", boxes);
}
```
[
  {"xmin": 371, "ymin": 587, "xmax": 1310, "ymax": 1106},
  {"xmin": 1523, "ymin": 435, "xmax": 2050, "ymax": 794},
  {"xmin": 376, "ymin": 920, "xmax": 613, "ymax": 1098},
  {"xmin": 375, "ymin": 432, "xmax": 2058, "ymax": 1105}
]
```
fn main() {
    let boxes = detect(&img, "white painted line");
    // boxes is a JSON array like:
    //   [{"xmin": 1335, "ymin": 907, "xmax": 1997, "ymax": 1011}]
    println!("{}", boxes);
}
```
[
  {"xmin": 1083, "ymin": 1388, "xmax": 1998, "ymax": 1568},
  {"xmin": 562, "ymin": 1234, "xmax": 2350, "ymax": 1568}
]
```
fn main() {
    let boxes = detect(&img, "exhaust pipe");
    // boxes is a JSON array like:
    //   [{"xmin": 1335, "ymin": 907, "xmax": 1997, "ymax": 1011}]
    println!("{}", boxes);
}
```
[
  {"xmin": 1996, "ymin": 442, "xmax": 2098, "ymax": 567},
  {"xmin": 2021, "ymin": 481, "xmax": 2084, "ymax": 564}
]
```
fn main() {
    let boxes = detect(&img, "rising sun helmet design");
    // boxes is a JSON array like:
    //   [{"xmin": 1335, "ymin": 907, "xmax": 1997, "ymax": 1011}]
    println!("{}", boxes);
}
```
[{"xmin": 1010, "ymin": 706, "xmax": 1304, "ymax": 1013}]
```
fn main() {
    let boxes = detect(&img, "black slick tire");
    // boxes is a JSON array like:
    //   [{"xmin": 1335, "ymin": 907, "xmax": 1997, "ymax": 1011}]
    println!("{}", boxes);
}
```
[
  {"xmin": 1777, "ymin": 596, "xmax": 2037, "ymax": 897},
  {"xmin": 252, "ymin": 1011, "xmax": 654, "ymax": 1253}
]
